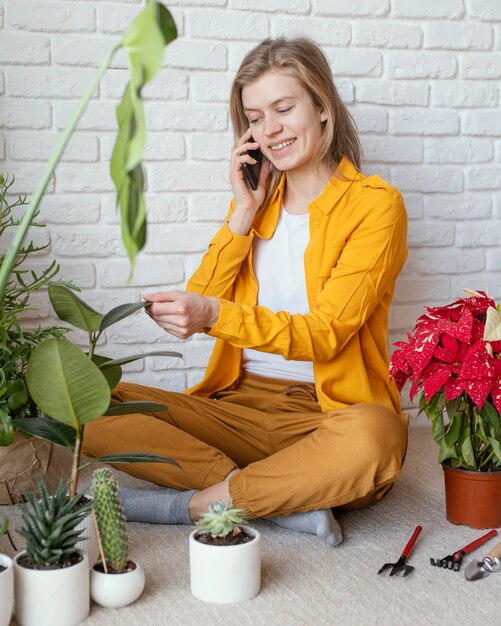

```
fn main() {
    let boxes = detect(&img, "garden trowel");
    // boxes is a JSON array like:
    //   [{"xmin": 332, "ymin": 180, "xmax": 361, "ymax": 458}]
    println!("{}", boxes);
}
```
[{"xmin": 464, "ymin": 538, "xmax": 501, "ymax": 581}]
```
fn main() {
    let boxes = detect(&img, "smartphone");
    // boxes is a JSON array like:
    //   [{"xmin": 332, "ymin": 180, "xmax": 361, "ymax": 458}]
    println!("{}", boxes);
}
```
[{"xmin": 242, "ymin": 140, "xmax": 263, "ymax": 191}]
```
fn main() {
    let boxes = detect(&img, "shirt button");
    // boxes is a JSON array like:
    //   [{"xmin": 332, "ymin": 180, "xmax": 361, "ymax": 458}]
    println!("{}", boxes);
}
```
[
  {"xmin": 311, "ymin": 294, "xmax": 316, "ymax": 300},
  {"xmin": 313, "ymin": 222, "xmax": 319, "ymax": 228},
  {"xmin": 222, "ymin": 323, "xmax": 229, "ymax": 331},
  {"xmin": 306, "ymin": 256, "xmax": 312, "ymax": 262}
]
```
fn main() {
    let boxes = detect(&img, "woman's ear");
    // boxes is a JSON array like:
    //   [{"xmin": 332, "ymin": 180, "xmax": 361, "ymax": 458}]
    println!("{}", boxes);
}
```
[{"xmin": 320, "ymin": 111, "xmax": 327, "ymax": 123}]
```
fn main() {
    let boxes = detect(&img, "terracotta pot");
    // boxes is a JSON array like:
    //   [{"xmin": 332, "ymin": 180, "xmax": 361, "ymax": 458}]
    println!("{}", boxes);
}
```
[{"xmin": 442, "ymin": 463, "xmax": 501, "ymax": 529}]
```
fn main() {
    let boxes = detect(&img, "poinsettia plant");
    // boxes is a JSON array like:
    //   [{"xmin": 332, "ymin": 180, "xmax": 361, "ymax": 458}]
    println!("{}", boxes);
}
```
[{"xmin": 390, "ymin": 290, "xmax": 501, "ymax": 471}]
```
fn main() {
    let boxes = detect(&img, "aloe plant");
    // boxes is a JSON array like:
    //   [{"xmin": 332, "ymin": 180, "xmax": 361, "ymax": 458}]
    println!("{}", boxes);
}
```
[
  {"xmin": 0, "ymin": 0, "xmax": 177, "ymax": 303},
  {"xmin": 17, "ymin": 479, "xmax": 91, "ymax": 567}
]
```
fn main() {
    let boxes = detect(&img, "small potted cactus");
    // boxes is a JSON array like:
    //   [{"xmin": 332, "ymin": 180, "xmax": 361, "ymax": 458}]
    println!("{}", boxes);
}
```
[
  {"xmin": 189, "ymin": 499, "xmax": 261, "ymax": 604},
  {"xmin": 0, "ymin": 518, "xmax": 16, "ymax": 626},
  {"xmin": 13, "ymin": 478, "xmax": 92, "ymax": 626},
  {"xmin": 90, "ymin": 468, "xmax": 145, "ymax": 609}
]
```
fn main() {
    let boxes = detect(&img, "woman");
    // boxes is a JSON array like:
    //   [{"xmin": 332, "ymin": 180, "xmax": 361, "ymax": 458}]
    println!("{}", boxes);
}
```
[{"xmin": 83, "ymin": 37, "xmax": 409, "ymax": 546}]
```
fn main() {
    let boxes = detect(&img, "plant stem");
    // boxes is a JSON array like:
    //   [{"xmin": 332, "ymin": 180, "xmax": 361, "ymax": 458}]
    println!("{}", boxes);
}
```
[
  {"xmin": 70, "ymin": 425, "xmax": 84, "ymax": 499},
  {"xmin": 0, "ymin": 44, "xmax": 121, "ymax": 304}
]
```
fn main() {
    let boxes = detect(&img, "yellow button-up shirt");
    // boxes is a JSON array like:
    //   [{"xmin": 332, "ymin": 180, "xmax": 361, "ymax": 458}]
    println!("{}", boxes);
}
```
[{"xmin": 186, "ymin": 157, "xmax": 408, "ymax": 413}]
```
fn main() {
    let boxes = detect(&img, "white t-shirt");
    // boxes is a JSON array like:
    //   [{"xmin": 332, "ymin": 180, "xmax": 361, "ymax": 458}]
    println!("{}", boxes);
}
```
[{"xmin": 242, "ymin": 207, "xmax": 315, "ymax": 382}]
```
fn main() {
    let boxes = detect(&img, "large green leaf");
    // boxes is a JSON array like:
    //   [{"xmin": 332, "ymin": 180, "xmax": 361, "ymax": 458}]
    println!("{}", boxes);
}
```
[
  {"xmin": 99, "ymin": 300, "xmax": 150, "ymax": 332},
  {"xmin": 49, "ymin": 284, "xmax": 102, "ymax": 333},
  {"xmin": 12, "ymin": 417, "xmax": 76, "ymax": 448},
  {"xmin": 26, "ymin": 338, "xmax": 111, "ymax": 428},
  {"xmin": 104, "ymin": 401, "xmax": 167, "ymax": 416},
  {"xmin": 91, "ymin": 354, "xmax": 122, "ymax": 390},
  {"xmin": 85, "ymin": 452, "xmax": 179, "ymax": 468},
  {"xmin": 444, "ymin": 412, "xmax": 462, "ymax": 448},
  {"xmin": 99, "ymin": 350, "xmax": 182, "ymax": 370},
  {"xmin": 110, "ymin": 1, "xmax": 177, "ymax": 274}
]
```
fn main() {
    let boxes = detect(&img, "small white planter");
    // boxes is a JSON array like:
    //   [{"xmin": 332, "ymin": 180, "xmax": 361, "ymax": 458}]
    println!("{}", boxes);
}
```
[
  {"xmin": 75, "ymin": 500, "xmax": 100, "ymax": 569},
  {"xmin": 14, "ymin": 550, "xmax": 89, "ymax": 626},
  {"xmin": 189, "ymin": 525, "xmax": 261, "ymax": 604},
  {"xmin": 0, "ymin": 554, "xmax": 14, "ymax": 626},
  {"xmin": 91, "ymin": 560, "xmax": 145, "ymax": 608}
]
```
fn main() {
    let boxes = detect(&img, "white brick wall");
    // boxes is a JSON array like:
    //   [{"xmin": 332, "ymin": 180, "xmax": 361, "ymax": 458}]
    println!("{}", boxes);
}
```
[{"xmin": 1, "ymin": 1, "xmax": 500, "ymax": 406}]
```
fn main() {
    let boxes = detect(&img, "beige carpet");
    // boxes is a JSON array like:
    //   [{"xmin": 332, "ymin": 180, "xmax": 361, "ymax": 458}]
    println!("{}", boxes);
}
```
[{"xmin": 3, "ymin": 416, "xmax": 500, "ymax": 626}]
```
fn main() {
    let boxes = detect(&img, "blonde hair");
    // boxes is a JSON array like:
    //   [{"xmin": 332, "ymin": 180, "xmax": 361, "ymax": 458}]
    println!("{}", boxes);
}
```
[{"xmin": 230, "ymin": 37, "xmax": 362, "ymax": 210}]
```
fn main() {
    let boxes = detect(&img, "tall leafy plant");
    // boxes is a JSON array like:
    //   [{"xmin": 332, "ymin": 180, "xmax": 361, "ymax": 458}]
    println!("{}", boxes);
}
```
[{"xmin": 0, "ymin": 0, "xmax": 177, "ymax": 302}]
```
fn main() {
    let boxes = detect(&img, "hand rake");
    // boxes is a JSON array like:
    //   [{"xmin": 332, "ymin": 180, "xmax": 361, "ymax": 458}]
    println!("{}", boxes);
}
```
[{"xmin": 378, "ymin": 525, "xmax": 423, "ymax": 578}]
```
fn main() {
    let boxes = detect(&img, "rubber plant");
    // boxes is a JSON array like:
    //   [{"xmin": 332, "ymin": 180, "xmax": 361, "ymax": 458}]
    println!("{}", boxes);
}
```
[{"xmin": 0, "ymin": 0, "xmax": 181, "ymax": 498}]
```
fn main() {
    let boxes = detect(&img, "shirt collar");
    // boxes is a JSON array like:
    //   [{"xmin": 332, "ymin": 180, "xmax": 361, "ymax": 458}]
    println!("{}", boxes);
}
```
[{"xmin": 251, "ymin": 157, "xmax": 362, "ymax": 239}]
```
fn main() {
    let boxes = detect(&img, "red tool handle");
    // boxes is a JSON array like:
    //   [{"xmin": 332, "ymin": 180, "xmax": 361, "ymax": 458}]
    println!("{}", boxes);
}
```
[
  {"xmin": 402, "ymin": 525, "xmax": 423, "ymax": 558},
  {"xmin": 460, "ymin": 529, "xmax": 498, "ymax": 555}
]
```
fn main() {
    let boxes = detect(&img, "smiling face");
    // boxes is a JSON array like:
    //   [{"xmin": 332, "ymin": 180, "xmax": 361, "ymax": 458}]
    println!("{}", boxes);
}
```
[{"xmin": 241, "ymin": 70, "xmax": 328, "ymax": 177}]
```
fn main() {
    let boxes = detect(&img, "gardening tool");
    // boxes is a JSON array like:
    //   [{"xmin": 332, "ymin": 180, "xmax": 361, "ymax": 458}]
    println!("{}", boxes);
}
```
[
  {"xmin": 430, "ymin": 529, "xmax": 498, "ymax": 572},
  {"xmin": 377, "ymin": 525, "xmax": 423, "ymax": 577},
  {"xmin": 464, "ymin": 537, "xmax": 501, "ymax": 581}
]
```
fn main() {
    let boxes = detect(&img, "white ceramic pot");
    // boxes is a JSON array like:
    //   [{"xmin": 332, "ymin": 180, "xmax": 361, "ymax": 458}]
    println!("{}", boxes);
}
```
[
  {"xmin": 189, "ymin": 525, "xmax": 261, "ymax": 604},
  {"xmin": 75, "ymin": 500, "xmax": 100, "ymax": 569},
  {"xmin": 90, "ymin": 560, "xmax": 145, "ymax": 608},
  {"xmin": 0, "ymin": 554, "xmax": 14, "ymax": 626},
  {"xmin": 14, "ymin": 550, "xmax": 89, "ymax": 626}
]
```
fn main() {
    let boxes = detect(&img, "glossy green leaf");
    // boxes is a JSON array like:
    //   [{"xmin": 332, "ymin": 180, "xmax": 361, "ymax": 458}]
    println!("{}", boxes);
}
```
[
  {"xmin": 0, "ymin": 411, "xmax": 14, "ymax": 446},
  {"xmin": 99, "ymin": 300, "xmax": 150, "ymax": 332},
  {"xmin": 104, "ymin": 401, "xmax": 167, "ymax": 416},
  {"xmin": 12, "ymin": 417, "xmax": 76, "ymax": 448},
  {"xmin": 49, "ymin": 284, "xmax": 102, "ymax": 333},
  {"xmin": 91, "ymin": 354, "xmax": 123, "ymax": 391},
  {"xmin": 459, "ymin": 427, "xmax": 476, "ymax": 470},
  {"xmin": 100, "ymin": 350, "xmax": 182, "ymax": 370},
  {"xmin": 487, "ymin": 436, "xmax": 501, "ymax": 465},
  {"xmin": 26, "ymin": 338, "xmax": 111, "ymax": 428},
  {"xmin": 444, "ymin": 412, "xmax": 462, "ymax": 448},
  {"xmin": 157, "ymin": 3, "xmax": 177, "ymax": 45},
  {"xmin": 89, "ymin": 452, "xmax": 179, "ymax": 467}
]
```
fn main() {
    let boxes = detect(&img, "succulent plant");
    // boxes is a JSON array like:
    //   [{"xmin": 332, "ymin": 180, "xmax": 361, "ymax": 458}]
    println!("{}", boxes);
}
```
[
  {"xmin": 91, "ymin": 468, "xmax": 129, "ymax": 572},
  {"xmin": 17, "ymin": 478, "xmax": 91, "ymax": 567},
  {"xmin": 194, "ymin": 499, "xmax": 247, "ymax": 538}
]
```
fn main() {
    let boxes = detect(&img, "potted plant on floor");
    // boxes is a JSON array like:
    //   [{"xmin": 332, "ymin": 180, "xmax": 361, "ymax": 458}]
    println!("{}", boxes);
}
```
[
  {"xmin": 190, "ymin": 499, "xmax": 261, "ymax": 604},
  {"xmin": 0, "ymin": 518, "xmax": 16, "ymax": 626},
  {"xmin": 0, "ymin": 176, "xmax": 76, "ymax": 503},
  {"xmin": 390, "ymin": 289, "xmax": 501, "ymax": 529},
  {"xmin": 90, "ymin": 468, "xmax": 145, "ymax": 609},
  {"xmin": 13, "ymin": 478, "xmax": 92, "ymax": 626}
]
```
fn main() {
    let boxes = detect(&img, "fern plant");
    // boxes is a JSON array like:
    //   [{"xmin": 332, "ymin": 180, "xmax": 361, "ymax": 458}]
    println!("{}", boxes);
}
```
[
  {"xmin": 0, "ymin": 175, "xmax": 74, "ymax": 446},
  {"xmin": 17, "ymin": 479, "xmax": 91, "ymax": 567},
  {"xmin": 194, "ymin": 499, "xmax": 247, "ymax": 538},
  {"xmin": 91, "ymin": 468, "xmax": 129, "ymax": 573}
]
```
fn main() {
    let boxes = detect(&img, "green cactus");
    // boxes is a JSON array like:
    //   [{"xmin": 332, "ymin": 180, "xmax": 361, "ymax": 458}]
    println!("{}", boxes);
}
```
[
  {"xmin": 91, "ymin": 468, "xmax": 129, "ymax": 572},
  {"xmin": 17, "ymin": 478, "xmax": 91, "ymax": 566},
  {"xmin": 194, "ymin": 499, "xmax": 247, "ymax": 538}
]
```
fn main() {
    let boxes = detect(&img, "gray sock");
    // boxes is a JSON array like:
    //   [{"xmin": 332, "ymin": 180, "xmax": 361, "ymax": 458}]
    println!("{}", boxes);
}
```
[
  {"xmin": 119, "ymin": 487, "xmax": 196, "ymax": 525},
  {"xmin": 267, "ymin": 509, "xmax": 343, "ymax": 546}
]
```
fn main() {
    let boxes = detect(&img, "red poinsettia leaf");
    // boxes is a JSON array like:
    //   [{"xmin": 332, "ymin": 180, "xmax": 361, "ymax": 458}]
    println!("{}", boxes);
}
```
[
  {"xmin": 423, "ymin": 364, "xmax": 454, "ymax": 401},
  {"xmin": 490, "ymin": 341, "xmax": 501, "ymax": 354},
  {"xmin": 407, "ymin": 328, "xmax": 441, "ymax": 375},
  {"xmin": 490, "ymin": 381, "xmax": 501, "ymax": 414},
  {"xmin": 392, "ymin": 370, "xmax": 408, "ymax": 392},
  {"xmin": 409, "ymin": 376, "xmax": 422, "ymax": 401},
  {"xmin": 444, "ymin": 378, "xmax": 464, "ymax": 401},
  {"xmin": 460, "ymin": 341, "xmax": 494, "ymax": 380},
  {"xmin": 436, "ymin": 309, "xmax": 473, "ymax": 343},
  {"xmin": 463, "ymin": 379, "xmax": 492, "ymax": 410}
]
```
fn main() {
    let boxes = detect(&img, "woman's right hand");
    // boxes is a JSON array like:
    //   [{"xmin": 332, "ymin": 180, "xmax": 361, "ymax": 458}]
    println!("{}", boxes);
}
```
[{"xmin": 228, "ymin": 128, "xmax": 270, "ymax": 235}]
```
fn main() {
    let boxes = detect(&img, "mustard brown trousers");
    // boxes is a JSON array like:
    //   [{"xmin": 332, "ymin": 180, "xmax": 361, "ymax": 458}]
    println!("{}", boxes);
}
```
[{"xmin": 82, "ymin": 372, "xmax": 409, "ymax": 519}]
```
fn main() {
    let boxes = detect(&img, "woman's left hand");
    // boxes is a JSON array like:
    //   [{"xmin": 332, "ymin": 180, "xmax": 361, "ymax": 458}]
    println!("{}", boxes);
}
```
[{"xmin": 143, "ymin": 291, "xmax": 220, "ymax": 340}]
